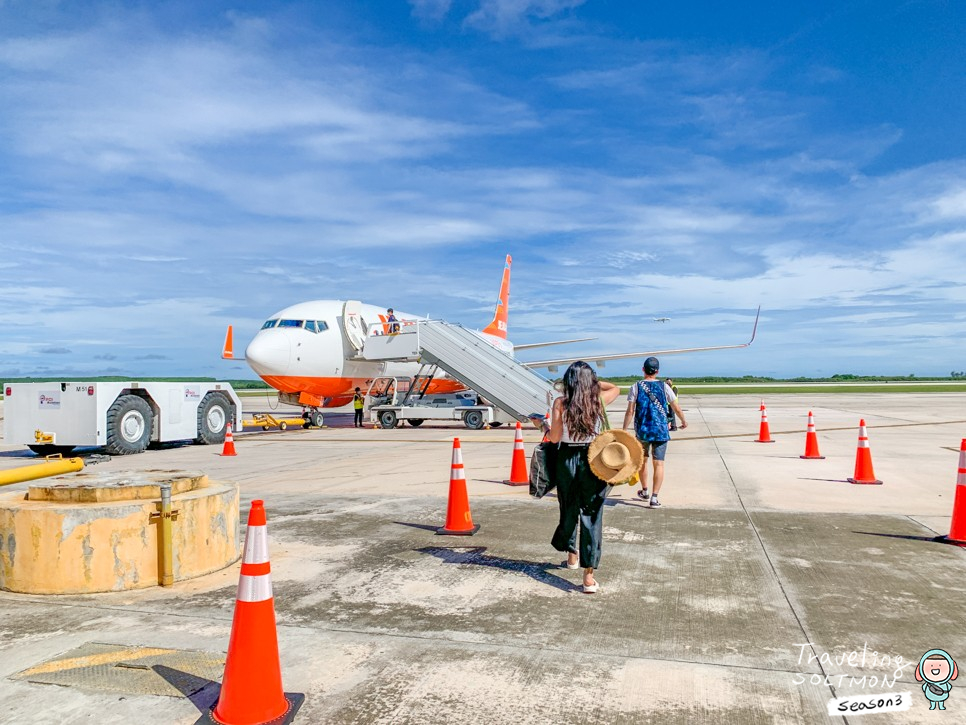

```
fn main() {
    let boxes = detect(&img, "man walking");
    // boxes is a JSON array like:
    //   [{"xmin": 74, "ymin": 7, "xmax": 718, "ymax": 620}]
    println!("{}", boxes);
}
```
[{"xmin": 622, "ymin": 357, "xmax": 687, "ymax": 507}]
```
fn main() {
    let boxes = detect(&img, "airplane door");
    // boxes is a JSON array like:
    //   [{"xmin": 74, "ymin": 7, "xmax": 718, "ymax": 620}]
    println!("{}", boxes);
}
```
[{"xmin": 342, "ymin": 300, "xmax": 367, "ymax": 351}]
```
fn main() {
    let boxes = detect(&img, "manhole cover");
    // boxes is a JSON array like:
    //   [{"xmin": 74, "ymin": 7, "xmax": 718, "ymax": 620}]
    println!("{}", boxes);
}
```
[{"xmin": 10, "ymin": 642, "xmax": 225, "ymax": 698}]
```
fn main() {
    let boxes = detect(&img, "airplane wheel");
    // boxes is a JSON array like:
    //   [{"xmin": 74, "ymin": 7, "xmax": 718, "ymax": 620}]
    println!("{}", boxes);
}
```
[
  {"xmin": 379, "ymin": 410, "xmax": 398, "ymax": 429},
  {"xmin": 463, "ymin": 410, "xmax": 485, "ymax": 430},
  {"xmin": 310, "ymin": 411, "xmax": 324, "ymax": 427},
  {"xmin": 279, "ymin": 422, "xmax": 288, "ymax": 431}
]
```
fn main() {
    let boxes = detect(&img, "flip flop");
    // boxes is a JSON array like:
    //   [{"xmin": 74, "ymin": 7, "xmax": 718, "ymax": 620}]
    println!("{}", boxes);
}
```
[
  {"xmin": 563, "ymin": 560, "xmax": 580, "ymax": 570},
  {"xmin": 582, "ymin": 582, "xmax": 599, "ymax": 594}
]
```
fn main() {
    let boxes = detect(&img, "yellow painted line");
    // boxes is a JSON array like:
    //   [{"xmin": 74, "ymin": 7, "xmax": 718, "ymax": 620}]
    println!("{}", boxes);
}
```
[{"xmin": 18, "ymin": 646, "xmax": 175, "ymax": 677}]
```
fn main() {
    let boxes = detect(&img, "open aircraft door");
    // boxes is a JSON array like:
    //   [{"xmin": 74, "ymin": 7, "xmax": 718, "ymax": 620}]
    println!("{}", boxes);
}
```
[{"xmin": 343, "ymin": 300, "xmax": 367, "ymax": 351}]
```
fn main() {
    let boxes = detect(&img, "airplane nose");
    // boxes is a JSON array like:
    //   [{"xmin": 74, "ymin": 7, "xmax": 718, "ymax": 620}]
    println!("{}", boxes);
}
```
[{"xmin": 245, "ymin": 333, "xmax": 291, "ymax": 376}]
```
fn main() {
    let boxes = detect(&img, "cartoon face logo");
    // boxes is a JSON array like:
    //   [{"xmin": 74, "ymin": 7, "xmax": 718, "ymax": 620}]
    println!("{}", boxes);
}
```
[
  {"xmin": 924, "ymin": 658, "xmax": 953, "ymax": 683},
  {"xmin": 916, "ymin": 649, "xmax": 958, "ymax": 711}
]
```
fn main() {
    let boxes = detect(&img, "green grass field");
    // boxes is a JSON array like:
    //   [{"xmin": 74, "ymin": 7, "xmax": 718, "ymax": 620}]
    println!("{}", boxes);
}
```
[
  {"xmin": 3, "ymin": 377, "xmax": 965, "ymax": 402},
  {"xmin": 666, "ymin": 384, "xmax": 966, "ymax": 395}
]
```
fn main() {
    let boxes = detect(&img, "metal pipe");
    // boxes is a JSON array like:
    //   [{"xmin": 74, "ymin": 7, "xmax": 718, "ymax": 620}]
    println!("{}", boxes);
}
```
[
  {"xmin": 158, "ymin": 484, "xmax": 174, "ymax": 586},
  {"xmin": 0, "ymin": 457, "xmax": 84, "ymax": 487}
]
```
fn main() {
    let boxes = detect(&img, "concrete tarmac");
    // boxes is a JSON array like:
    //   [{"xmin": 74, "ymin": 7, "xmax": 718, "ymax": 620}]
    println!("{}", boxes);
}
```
[{"xmin": 0, "ymin": 393, "xmax": 964, "ymax": 724}]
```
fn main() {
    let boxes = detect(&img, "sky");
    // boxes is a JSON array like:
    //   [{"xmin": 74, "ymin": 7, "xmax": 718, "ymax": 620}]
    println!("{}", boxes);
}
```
[{"xmin": 1, "ymin": 0, "xmax": 965, "ymax": 380}]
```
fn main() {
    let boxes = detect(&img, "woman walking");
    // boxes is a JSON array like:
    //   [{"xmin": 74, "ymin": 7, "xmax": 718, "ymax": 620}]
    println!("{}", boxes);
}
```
[{"xmin": 546, "ymin": 361, "xmax": 622, "ymax": 593}]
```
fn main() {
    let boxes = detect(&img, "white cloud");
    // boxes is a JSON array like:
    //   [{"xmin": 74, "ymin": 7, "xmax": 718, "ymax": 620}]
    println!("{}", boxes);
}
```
[
  {"xmin": 409, "ymin": 0, "xmax": 453, "ymax": 22},
  {"xmin": 127, "ymin": 256, "xmax": 189, "ymax": 263},
  {"xmin": 930, "ymin": 188, "xmax": 966, "ymax": 219},
  {"xmin": 2, "ymin": 5, "xmax": 965, "ymax": 379},
  {"xmin": 464, "ymin": 0, "xmax": 587, "ymax": 37}
]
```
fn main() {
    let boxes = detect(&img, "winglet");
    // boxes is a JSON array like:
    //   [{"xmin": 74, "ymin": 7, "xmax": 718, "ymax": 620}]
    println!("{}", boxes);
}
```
[
  {"xmin": 747, "ymin": 305, "xmax": 760, "ymax": 345},
  {"xmin": 222, "ymin": 325, "xmax": 234, "ymax": 359},
  {"xmin": 482, "ymin": 254, "xmax": 511, "ymax": 339}
]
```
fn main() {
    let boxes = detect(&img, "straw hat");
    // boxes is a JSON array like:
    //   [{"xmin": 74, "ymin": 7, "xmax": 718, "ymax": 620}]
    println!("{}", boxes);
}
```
[{"xmin": 588, "ymin": 430, "xmax": 644, "ymax": 485}]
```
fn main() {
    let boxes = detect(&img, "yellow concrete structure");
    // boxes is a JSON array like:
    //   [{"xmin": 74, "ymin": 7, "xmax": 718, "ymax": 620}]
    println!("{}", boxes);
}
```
[{"xmin": 0, "ymin": 470, "xmax": 239, "ymax": 594}]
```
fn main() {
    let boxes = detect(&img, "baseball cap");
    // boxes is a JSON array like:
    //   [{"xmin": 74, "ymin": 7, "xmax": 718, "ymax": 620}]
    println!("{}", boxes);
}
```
[{"xmin": 643, "ymin": 356, "xmax": 660, "ymax": 374}]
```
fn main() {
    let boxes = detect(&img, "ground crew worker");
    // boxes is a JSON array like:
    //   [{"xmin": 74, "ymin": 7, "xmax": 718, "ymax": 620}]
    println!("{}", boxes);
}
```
[
  {"xmin": 387, "ymin": 308, "xmax": 400, "ymax": 334},
  {"xmin": 353, "ymin": 387, "xmax": 365, "ymax": 428}
]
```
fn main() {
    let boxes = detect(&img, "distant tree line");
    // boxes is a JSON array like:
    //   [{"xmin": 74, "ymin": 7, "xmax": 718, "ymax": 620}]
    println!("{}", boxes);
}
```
[
  {"xmin": 603, "ymin": 373, "xmax": 966, "ymax": 384},
  {"xmin": 0, "ymin": 376, "xmax": 272, "ymax": 389}
]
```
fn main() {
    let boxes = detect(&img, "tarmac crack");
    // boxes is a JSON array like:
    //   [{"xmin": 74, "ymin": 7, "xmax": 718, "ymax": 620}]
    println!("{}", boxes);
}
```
[
  {"xmin": 0, "ymin": 594, "xmax": 852, "ymax": 684},
  {"xmin": 694, "ymin": 401, "xmax": 853, "ymax": 725}
]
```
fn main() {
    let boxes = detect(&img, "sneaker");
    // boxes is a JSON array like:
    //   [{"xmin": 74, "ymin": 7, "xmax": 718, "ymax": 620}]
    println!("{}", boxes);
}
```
[
  {"xmin": 649, "ymin": 495, "xmax": 661, "ymax": 508},
  {"xmin": 636, "ymin": 488, "xmax": 649, "ymax": 501}
]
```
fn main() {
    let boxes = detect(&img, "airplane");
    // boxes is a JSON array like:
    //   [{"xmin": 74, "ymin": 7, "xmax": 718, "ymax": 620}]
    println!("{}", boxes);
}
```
[
  {"xmin": 653, "ymin": 317, "xmax": 671, "ymax": 323},
  {"xmin": 223, "ymin": 255, "xmax": 759, "ymax": 425}
]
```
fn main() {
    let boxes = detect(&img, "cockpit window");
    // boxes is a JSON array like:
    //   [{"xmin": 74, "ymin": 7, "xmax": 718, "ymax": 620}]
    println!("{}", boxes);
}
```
[{"xmin": 268, "ymin": 319, "xmax": 329, "ymax": 332}]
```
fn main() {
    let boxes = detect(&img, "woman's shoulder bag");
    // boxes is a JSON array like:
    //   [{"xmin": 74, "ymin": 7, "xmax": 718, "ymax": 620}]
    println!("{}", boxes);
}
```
[{"xmin": 529, "ymin": 441, "xmax": 557, "ymax": 498}]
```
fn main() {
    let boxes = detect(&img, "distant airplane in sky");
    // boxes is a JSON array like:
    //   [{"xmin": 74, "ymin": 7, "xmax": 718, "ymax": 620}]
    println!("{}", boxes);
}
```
[
  {"xmin": 223, "ymin": 256, "xmax": 758, "ymax": 424},
  {"xmin": 653, "ymin": 317, "xmax": 671, "ymax": 323}
]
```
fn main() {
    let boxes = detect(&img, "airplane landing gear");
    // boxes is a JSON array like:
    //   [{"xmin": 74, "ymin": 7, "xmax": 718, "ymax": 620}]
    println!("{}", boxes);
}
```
[{"xmin": 303, "ymin": 410, "xmax": 324, "ymax": 428}]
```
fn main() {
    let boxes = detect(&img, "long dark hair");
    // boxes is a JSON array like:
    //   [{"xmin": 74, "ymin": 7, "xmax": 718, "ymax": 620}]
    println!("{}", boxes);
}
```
[{"xmin": 561, "ymin": 361, "xmax": 602, "ymax": 440}]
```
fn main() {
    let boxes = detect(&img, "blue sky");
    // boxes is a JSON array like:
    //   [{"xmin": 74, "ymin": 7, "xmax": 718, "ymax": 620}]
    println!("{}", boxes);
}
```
[{"xmin": 1, "ymin": 0, "xmax": 965, "ymax": 380}]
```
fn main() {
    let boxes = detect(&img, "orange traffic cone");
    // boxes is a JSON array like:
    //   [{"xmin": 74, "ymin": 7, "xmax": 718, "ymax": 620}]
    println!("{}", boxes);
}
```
[
  {"xmin": 221, "ymin": 423, "xmax": 237, "ymax": 457},
  {"xmin": 800, "ymin": 411, "xmax": 825, "ymax": 459},
  {"xmin": 939, "ymin": 439, "xmax": 966, "ymax": 545},
  {"xmin": 437, "ymin": 438, "xmax": 480, "ymax": 536},
  {"xmin": 847, "ymin": 419, "xmax": 882, "ymax": 485},
  {"xmin": 755, "ymin": 404, "xmax": 775, "ymax": 443},
  {"xmin": 210, "ymin": 500, "xmax": 303, "ymax": 725},
  {"xmin": 503, "ymin": 421, "xmax": 529, "ymax": 486}
]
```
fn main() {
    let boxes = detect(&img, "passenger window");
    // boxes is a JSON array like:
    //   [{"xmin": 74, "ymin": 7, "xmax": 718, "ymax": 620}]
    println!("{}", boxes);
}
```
[
  {"xmin": 278, "ymin": 319, "xmax": 303, "ymax": 328},
  {"xmin": 261, "ymin": 319, "xmax": 279, "ymax": 329}
]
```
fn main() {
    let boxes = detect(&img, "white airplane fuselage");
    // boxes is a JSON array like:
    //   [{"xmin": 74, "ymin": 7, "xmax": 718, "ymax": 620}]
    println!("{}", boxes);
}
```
[{"xmin": 245, "ymin": 300, "xmax": 512, "ymax": 408}]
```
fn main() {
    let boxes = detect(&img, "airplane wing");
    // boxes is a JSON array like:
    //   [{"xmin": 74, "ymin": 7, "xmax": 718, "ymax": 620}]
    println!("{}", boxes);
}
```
[
  {"xmin": 513, "ymin": 337, "xmax": 596, "ymax": 352},
  {"xmin": 522, "ymin": 307, "xmax": 759, "ymax": 371}
]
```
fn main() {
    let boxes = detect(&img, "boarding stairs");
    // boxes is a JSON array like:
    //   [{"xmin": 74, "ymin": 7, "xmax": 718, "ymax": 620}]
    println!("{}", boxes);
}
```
[{"xmin": 361, "ymin": 321, "xmax": 556, "ymax": 423}]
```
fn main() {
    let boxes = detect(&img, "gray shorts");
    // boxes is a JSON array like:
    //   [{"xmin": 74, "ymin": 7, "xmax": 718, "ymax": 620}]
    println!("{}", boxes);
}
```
[{"xmin": 640, "ymin": 440, "xmax": 668, "ymax": 461}]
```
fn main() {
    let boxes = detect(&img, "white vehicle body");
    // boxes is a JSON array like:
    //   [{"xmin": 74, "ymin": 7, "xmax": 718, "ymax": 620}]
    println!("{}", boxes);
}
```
[
  {"xmin": 369, "ymin": 404, "xmax": 506, "ymax": 430},
  {"xmin": 365, "ymin": 378, "xmax": 516, "ymax": 429},
  {"xmin": 2, "ymin": 381, "xmax": 242, "ymax": 456}
]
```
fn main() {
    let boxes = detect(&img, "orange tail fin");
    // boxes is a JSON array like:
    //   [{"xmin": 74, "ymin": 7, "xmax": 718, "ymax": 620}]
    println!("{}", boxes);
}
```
[
  {"xmin": 482, "ymin": 255, "xmax": 511, "ymax": 339},
  {"xmin": 222, "ymin": 325, "xmax": 234, "ymax": 359}
]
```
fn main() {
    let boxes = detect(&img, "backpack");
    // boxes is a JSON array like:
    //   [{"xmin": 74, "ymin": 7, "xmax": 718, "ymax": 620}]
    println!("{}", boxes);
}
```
[{"xmin": 633, "ymin": 381, "xmax": 669, "ymax": 442}]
